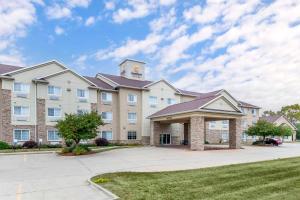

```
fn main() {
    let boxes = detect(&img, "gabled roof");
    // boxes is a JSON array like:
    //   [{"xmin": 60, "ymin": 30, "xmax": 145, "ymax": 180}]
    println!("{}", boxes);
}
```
[
  {"xmin": 98, "ymin": 73, "xmax": 152, "ymax": 89},
  {"xmin": 84, "ymin": 76, "xmax": 115, "ymax": 91},
  {"xmin": 239, "ymin": 101, "xmax": 260, "ymax": 109},
  {"xmin": 260, "ymin": 115, "xmax": 297, "ymax": 129},
  {"xmin": 177, "ymin": 89, "xmax": 203, "ymax": 97},
  {"xmin": 2, "ymin": 60, "xmax": 67, "ymax": 75},
  {"xmin": 148, "ymin": 90, "xmax": 242, "ymax": 118},
  {"xmin": 0, "ymin": 64, "xmax": 23, "ymax": 75},
  {"xmin": 35, "ymin": 69, "xmax": 97, "ymax": 87},
  {"xmin": 144, "ymin": 79, "xmax": 182, "ymax": 94}
]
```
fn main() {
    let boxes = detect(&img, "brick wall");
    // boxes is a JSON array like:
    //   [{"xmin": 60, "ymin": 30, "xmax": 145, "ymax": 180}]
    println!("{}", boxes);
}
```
[{"xmin": 0, "ymin": 89, "xmax": 13, "ymax": 143}]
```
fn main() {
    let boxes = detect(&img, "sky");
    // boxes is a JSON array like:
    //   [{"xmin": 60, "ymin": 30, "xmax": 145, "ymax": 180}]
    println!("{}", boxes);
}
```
[{"xmin": 1, "ymin": 0, "xmax": 300, "ymax": 111}]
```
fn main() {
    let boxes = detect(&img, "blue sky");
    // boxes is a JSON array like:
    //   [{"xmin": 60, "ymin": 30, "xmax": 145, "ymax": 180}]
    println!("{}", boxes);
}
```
[{"xmin": 1, "ymin": 0, "xmax": 300, "ymax": 110}]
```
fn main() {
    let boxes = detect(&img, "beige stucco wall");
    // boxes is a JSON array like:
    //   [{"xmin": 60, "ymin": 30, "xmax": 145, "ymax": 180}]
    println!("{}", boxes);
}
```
[
  {"xmin": 142, "ymin": 81, "xmax": 181, "ymax": 137},
  {"xmin": 2, "ymin": 63, "xmax": 66, "ymax": 126},
  {"xmin": 204, "ymin": 97, "xmax": 236, "ymax": 111},
  {"xmin": 97, "ymin": 91, "xmax": 119, "ymax": 140},
  {"xmin": 118, "ymin": 88, "xmax": 142, "ymax": 141},
  {"xmin": 39, "ymin": 71, "xmax": 97, "ymax": 126},
  {"xmin": 180, "ymin": 95, "xmax": 196, "ymax": 103},
  {"xmin": 273, "ymin": 116, "xmax": 296, "ymax": 142}
]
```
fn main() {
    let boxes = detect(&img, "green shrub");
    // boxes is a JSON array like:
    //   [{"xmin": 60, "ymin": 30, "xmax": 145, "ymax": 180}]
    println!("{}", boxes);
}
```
[
  {"xmin": 72, "ymin": 145, "xmax": 89, "ymax": 155},
  {"xmin": 40, "ymin": 144, "xmax": 62, "ymax": 148},
  {"xmin": 0, "ymin": 141, "xmax": 10, "ymax": 149},
  {"xmin": 65, "ymin": 139, "xmax": 74, "ymax": 147},
  {"xmin": 252, "ymin": 140, "xmax": 264, "ymax": 145},
  {"xmin": 93, "ymin": 177, "xmax": 110, "ymax": 184},
  {"xmin": 22, "ymin": 141, "xmax": 38, "ymax": 148}
]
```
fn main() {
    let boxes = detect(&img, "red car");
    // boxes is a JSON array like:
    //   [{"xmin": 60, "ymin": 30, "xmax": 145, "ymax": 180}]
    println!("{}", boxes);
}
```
[{"xmin": 265, "ymin": 138, "xmax": 282, "ymax": 146}]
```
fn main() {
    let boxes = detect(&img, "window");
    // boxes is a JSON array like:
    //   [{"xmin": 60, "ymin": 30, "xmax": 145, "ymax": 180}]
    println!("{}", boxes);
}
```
[
  {"xmin": 242, "ymin": 131, "xmax": 247, "ymax": 141},
  {"xmin": 221, "ymin": 130, "xmax": 228, "ymax": 142},
  {"xmin": 13, "ymin": 106, "xmax": 29, "ymax": 116},
  {"xmin": 47, "ymin": 130, "xmax": 61, "ymax": 141},
  {"xmin": 167, "ymin": 98, "xmax": 176, "ymax": 105},
  {"xmin": 209, "ymin": 121, "xmax": 216, "ymax": 129},
  {"xmin": 77, "ymin": 109, "xmax": 89, "ymax": 115},
  {"xmin": 101, "ymin": 92, "xmax": 112, "ymax": 103},
  {"xmin": 77, "ymin": 89, "xmax": 88, "ymax": 98},
  {"xmin": 242, "ymin": 120, "xmax": 248, "ymax": 128},
  {"xmin": 48, "ymin": 86, "xmax": 61, "ymax": 96},
  {"xmin": 14, "ymin": 129, "xmax": 30, "ymax": 141},
  {"xmin": 13, "ymin": 82, "xmax": 30, "ymax": 94},
  {"xmin": 252, "ymin": 109, "xmax": 256, "ymax": 116},
  {"xmin": 222, "ymin": 120, "xmax": 228, "ymax": 128},
  {"xmin": 48, "ymin": 108, "xmax": 61, "ymax": 117},
  {"xmin": 128, "ymin": 94, "xmax": 137, "ymax": 104},
  {"xmin": 101, "ymin": 131, "xmax": 113, "ymax": 140},
  {"xmin": 149, "ymin": 96, "xmax": 157, "ymax": 107},
  {"xmin": 128, "ymin": 112, "xmax": 137, "ymax": 124},
  {"xmin": 128, "ymin": 131, "xmax": 137, "ymax": 140},
  {"xmin": 102, "ymin": 112, "xmax": 113, "ymax": 123}
]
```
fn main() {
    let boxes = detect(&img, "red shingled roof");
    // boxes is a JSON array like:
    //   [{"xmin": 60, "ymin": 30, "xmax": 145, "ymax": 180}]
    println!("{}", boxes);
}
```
[
  {"xmin": 99, "ymin": 73, "xmax": 152, "ymax": 88},
  {"xmin": 84, "ymin": 76, "xmax": 115, "ymax": 90},
  {"xmin": 0, "ymin": 64, "xmax": 23, "ymax": 75},
  {"xmin": 148, "ymin": 93, "xmax": 220, "ymax": 118}
]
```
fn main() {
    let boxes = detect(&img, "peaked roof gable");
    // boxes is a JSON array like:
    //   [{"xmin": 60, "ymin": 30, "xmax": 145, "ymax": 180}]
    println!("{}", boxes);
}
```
[
  {"xmin": 143, "ymin": 79, "xmax": 182, "ymax": 94},
  {"xmin": 201, "ymin": 96, "xmax": 240, "ymax": 112}
]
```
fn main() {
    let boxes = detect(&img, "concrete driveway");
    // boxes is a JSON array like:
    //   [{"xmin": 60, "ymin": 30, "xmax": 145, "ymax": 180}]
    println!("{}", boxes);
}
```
[{"xmin": 1, "ymin": 143, "xmax": 300, "ymax": 200}]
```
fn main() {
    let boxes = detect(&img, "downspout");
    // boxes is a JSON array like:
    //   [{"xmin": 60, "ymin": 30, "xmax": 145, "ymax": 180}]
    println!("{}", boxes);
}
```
[{"xmin": 35, "ymin": 82, "xmax": 37, "ymax": 142}]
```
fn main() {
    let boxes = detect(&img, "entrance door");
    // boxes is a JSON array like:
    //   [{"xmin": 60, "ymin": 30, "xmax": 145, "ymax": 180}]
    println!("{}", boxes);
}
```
[{"xmin": 160, "ymin": 134, "xmax": 171, "ymax": 145}]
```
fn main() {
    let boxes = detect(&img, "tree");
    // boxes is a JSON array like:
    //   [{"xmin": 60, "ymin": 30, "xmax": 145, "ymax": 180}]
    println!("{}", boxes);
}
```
[
  {"xmin": 275, "ymin": 125, "xmax": 292, "ymax": 137},
  {"xmin": 56, "ymin": 112, "xmax": 103, "ymax": 145},
  {"xmin": 280, "ymin": 104, "xmax": 300, "ymax": 124},
  {"xmin": 262, "ymin": 110, "xmax": 279, "ymax": 117},
  {"xmin": 296, "ymin": 124, "xmax": 300, "ymax": 140},
  {"xmin": 246, "ymin": 120, "xmax": 276, "ymax": 140}
]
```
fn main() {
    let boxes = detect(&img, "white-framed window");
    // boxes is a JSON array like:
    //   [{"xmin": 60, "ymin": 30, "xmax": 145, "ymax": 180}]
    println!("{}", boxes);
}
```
[
  {"xmin": 128, "ymin": 131, "xmax": 137, "ymax": 140},
  {"xmin": 14, "ymin": 129, "xmax": 30, "ymax": 141},
  {"xmin": 13, "ymin": 106, "xmax": 29, "ymax": 116},
  {"xmin": 221, "ymin": 130, "xmax": 228, "ymax": 142},
  {"xmin": 209, "ymin": 121, "xmax": 216, "ymax": 129},
  {"xmin": 252, "ymin": 109, "xmax": 256, "ymax": 116},
  {"xmin": 128, "ymin": 112, "xmax": 137, "ymax": 124},
  {"xmin": 48, "ymin": 85, "xmax": 61, "ymax": 98},
  {"xmin": 101, "ymin": 92, "xmax": 112, "ymax": 103},
  {"xmin": 47, "ymin": 130, "xmax": 61, "ymax": 141},
  {"xmin": 48, "ymin": 108, "xmax": 61, "ymax": 117},
  {"xmin": 149, "ymin": 96, "xmax": 157, "ymax": 107},
  {"xmin": 127, "ymin": 94, "xmax": 137, "ymax": 105},
  {"xmin": 242, "ymin": 120, "xmax": 248, "ymax": 128},
  {"xmin": 101, "ymin": 112, "xmax": 113, "ymax": 123},
  {"xmin": 13, "ymin": 82, "xmax": 30, "ymax": 98},
  {"xmin": 100, "ymin": 131, "xmax": 113, "ymax": 140},
  {"xmin": 167, "ymin": 98, "xmax": 176, "ymax": 105},
  {"xmin": 242, "ymin": 131, "xmax": 247, "ymax": 142},
  {"xmin": 222, "ymin": 120, "xmax": 228, "ymax": 128},
  {"xmin": 77, "ymin": 89, "xmax": 88, "ymax": 102}
]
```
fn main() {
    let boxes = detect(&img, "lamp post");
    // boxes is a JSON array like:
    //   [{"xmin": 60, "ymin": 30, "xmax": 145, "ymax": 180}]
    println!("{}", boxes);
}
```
[
  {"xmin": 38, "ymin": 138, "xmax": 43, "ymax": 150},
  {"xmin": 13, "ymin": 139, "xmax": 18, "ymax": 152}
]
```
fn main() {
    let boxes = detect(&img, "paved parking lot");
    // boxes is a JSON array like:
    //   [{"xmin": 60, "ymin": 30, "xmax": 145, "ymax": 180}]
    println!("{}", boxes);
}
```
[{"xmin": 1, "ymin": 143, "xmax": 300, "ymax": 200}]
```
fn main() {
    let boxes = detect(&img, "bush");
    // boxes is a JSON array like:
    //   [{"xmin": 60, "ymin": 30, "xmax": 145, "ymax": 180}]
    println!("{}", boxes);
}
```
[
  {"xmin": 95, "ymin": 138, "xmax": 109, "ymax": 146},
  {"xmin": 65, "ymin": 139, "xmax": 74, "ymax": 147},
  {"xmin": 22, "ymin": 141, "xmax": 38, "ymax": 148},
  {"xmin": 252, "ymin": 140, "xmax": 264, "ymax": 145},
  {"xmin": 72, "ymin": 145, "xmax": 89, "ymax": 155},
  {"xmin": 40, "ymin": 144, "xmax": 62, "ymax": 148},
  {"xmin": 0, "ymin": 141, "xmax": 10, "ymax": 149}
]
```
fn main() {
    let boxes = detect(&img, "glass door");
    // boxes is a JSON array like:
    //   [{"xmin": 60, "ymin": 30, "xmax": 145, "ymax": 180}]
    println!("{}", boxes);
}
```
[{"xmin": 160, "ymin": 134, "xmax": 171, "ymax": 145}]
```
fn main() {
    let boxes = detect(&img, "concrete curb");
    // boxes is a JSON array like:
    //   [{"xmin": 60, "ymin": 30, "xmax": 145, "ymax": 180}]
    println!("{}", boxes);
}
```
[
  {"xmin": 88, "ymin": 178, "xmax": 119, "ymax": 200},
  {"xmin": 0, "ymin": 151, "xmax": 56, "ymax": 156}
]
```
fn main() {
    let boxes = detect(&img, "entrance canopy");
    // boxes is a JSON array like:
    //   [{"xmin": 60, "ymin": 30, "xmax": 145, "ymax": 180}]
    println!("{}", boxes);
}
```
[{"xmin": 148, "ymin": 90, "xmax": 244, "ymax": 151}]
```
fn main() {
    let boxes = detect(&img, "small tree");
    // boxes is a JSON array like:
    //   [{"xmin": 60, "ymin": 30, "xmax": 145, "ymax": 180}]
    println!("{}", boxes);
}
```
[
  {"xmin": 274, "ymin": 125, "xmax": 292, "ymax": 138},
  {"xmin": 296, "ymin": 124, "xmax": 300, "ymax": 140},
  {"xmin": 56, "ymin": 111, "xmax": 103, "ymax": 145},
  {"xmin": 246, "ymin": 120, "xmax": 276, "ymax": 141}
]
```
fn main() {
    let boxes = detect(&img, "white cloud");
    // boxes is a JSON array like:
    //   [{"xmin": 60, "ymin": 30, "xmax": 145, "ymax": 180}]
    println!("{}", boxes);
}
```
[
  {"xmin": 95, "ymin": 33, "xmax": 163, "ymax": 60},
  {"xmin": 46, "ymin": 4, "xmax": 72, "ymax": 19},
  {"xmin": 85, "ymin": 16, "xmax": 95, "ymax": 26},
  {"xmin": 66, "ymin": 0, "xmax": 91, "ymax": 8},
  {"xmin": 0, "ymin": 0, "xmax": 40, "ymax": 65},
  {"xmin": 105, "ymin": 1, "xmax": 115, "ymax": 10},
  {"xmin": 159, "ymin": 0, "xmax": 176, "ymax": 6},
  {"xmin": 55, "ymin": 26, "xmax": 65, "ymax": 35}
]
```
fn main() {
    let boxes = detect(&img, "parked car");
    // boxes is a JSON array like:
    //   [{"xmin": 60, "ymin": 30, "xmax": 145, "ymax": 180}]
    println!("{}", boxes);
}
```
[{"xmin": 265, "ymin": 138, "xmax": 282, "ymax": 146}]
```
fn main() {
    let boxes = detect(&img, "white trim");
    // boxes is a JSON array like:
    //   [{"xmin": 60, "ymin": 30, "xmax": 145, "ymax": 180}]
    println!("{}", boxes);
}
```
[
  {"xmin": 13, "ymin": 129, "xmax": 30, "ymax": 142},
  {"xmin": 96, "ymin": 74, "xmax": 119, "ymax": 87},
  {"xmin": 143, "ymin": 79, "xmax": 182, "ymax": 94},
  {"xmin": 3, "ymin": 60, "xmax": 67, "ymax": 75},
  {"xmin": 13, "ymin": 105, "xmax": 30, "ymax": 117},
  {"xmin": 100, "ymin": 131, "xmax": 113, "ymax": 140},
  {"xmin": 199, "ymin": 95, "xmax": 242, "ymax": 112},
  {"xmin": 47, "ymin": 130, "xmax": 62, "ymax": 142}
]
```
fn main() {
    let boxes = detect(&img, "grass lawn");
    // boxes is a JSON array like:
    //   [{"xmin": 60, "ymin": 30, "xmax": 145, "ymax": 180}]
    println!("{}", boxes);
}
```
[{"xmin": 92, "ymin": 157, "xmax": 300, "ymax": 200}]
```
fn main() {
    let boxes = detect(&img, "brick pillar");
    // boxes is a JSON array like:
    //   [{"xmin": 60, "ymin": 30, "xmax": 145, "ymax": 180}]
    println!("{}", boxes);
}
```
[
  {"xmin": 91, "ymin": 103, "xmax": 97, "ymax": 112},
  {"xmin": 229, "ymin": 118, "xmax": 242, "ymax": 149},
  {"xmin": 0, "ymin": 89, "xmax": 12, "ymax": 143},
  {"xmin": 190, "ymin": 116, "xmax": 205, "ymax": 151},
  {"xmin": 150, "ymin": 121, "xmax": 161, "ymax": 146},
  {"xmin": 37, "ymin": 99, "xmax": 46, "ymax": 143}
]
